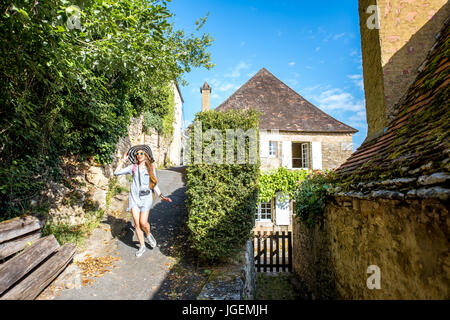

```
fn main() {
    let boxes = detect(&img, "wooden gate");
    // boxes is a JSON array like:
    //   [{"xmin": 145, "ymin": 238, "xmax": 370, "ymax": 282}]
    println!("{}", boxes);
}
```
[{"xmin": 252, "ymin": 231, "xmax": 292, "ymax": 272}]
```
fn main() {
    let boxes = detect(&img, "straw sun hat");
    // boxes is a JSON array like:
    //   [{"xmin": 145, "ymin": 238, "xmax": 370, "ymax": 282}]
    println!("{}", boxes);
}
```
[{"xmin": 127, "ymin": 144, "xmax": 155, "ymax": 164}]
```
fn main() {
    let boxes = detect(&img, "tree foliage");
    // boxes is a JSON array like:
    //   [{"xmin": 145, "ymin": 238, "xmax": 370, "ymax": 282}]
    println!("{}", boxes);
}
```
[{"xmin": 0, "ymin": 0, "xmax": 213, "ymax": 221}]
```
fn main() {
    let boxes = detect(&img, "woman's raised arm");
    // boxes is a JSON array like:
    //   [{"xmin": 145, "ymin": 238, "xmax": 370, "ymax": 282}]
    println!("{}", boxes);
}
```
[{"xmin": 114, "ymin": 152, "xmax": 133, "ymax": 176}]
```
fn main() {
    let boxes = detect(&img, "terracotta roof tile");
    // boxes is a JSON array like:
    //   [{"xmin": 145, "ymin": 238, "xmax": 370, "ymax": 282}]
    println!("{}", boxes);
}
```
[
  {"xmin": 215, "ymin": 68, "xmax": 358, "ymax": 134},
  {"xmin": 336, "ymin": 21, "xmax": 450, "ymax": 184}
]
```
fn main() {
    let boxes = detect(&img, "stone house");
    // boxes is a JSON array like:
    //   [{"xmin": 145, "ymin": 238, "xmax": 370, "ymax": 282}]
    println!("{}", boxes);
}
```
[
  {"xmin": 168, "ymin": 82, "xmax": 184, "ymax": 166},
  {"xmin": 141, "ymin": 82, "xmax": 184, "ymax": 167},
  {"xmin": 201, "ymin": 68, "xmax": 358, "ymax": 232},
  {"xmin": 292, "ymin": 0, "xmax": 449, "ymax": 299}
]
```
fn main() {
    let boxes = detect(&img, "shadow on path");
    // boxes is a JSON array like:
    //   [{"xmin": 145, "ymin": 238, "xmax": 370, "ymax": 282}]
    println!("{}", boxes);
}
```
[{"xmin": 103, "ymin": 165, "xmax": 209, "ymax": 300}]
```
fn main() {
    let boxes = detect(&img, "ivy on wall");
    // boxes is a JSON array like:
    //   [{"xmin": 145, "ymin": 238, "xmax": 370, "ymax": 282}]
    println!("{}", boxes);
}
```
[
  {"xmin": 258, "ymin": 166, "xmax": 310, "ymax": 203},
  {"xmin": 142, "ymin": 84, "xmax": 175, "ymax": 139}
]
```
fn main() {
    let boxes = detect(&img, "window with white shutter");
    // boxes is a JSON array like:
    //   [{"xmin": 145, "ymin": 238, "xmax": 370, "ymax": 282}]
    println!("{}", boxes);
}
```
[
  {"xmin": 292, "ymin": 142, "xmax": 310, "ymax": 169},
  {"xmin": 260, "ymin": 138, "xmax": 269, "ymax": 158},
  {"xmin": 311, "ymin": 141, "xmax": 322, "ymax": 169},
  {"xmin": 269, "ymin": 141, "xmax": 277, "ymax": 157}
]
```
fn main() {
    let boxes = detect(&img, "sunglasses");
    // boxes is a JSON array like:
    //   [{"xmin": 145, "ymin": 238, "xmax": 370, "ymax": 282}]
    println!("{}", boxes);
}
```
[{"xmin": 136, "ymin": 152, "xmax": 146, "ymax": 156}]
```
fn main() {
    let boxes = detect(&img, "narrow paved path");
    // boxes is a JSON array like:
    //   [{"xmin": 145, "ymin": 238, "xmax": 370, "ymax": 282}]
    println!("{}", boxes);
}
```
[{"xmin": 38, "ymin": 166, "xmax": 208, "ymax": 300}]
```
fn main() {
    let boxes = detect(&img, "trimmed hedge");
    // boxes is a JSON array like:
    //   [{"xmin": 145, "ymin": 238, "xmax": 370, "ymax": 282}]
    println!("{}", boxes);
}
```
[{"xmin": 185, "ymin": 109, "xmax": 260, "ymax": 263}]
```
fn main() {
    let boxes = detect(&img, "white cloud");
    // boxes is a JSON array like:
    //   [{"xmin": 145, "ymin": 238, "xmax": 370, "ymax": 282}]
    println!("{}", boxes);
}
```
[
  {"xmin": 217, "ymin": 83, "xmax": 234, "ymax": 92},
  {"xmin": 206, "ymin": 78, "xmax": 239, "ymax": 93},
  {"xmin": 348, "ymin": 74, "xmax": 362, "ymax": 80},
  {"xmin": 225, "ymin": 61, "xmax": 251, "ymax": 78},
  {"xmin": 347, "ymin": 110, "xmax": 367, "ymax": 129},
  {"xmin": 305, "ymin": 65, "xmax": 313, "ymax": 70},
  {"xmin": 333, "ymin": 32, "xmax": 346, "ymax": 40},
  {"xmin": 313, "ymin": 88, "xmax": 365, "ymax": 112},
  {"xmin": 350, "ymin": 49, "xmax": 358, "ymax": 57},
  {"xmin": 315, "ymin": 47, "xmax": 321, "ymax": 52},
  {"xmin": 349, "ymin": 111, "xmax": 366, "ymax": 121},
  {"xmin": 347, "ymin": 74, "xmax": 364, "ymax": 91},
  {"xmin": 286, "ymin": 79, "xmax": 298, "ymax": 87},
  {"xmin": 288, "ymin": 62, "xmax": 295, "ymax": 67}
]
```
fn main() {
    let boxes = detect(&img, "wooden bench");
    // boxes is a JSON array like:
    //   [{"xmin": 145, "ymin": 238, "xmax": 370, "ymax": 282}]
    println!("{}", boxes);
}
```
[{"xmin": 0, "ymin": 215, "xmax": 77, "ymax": 300}]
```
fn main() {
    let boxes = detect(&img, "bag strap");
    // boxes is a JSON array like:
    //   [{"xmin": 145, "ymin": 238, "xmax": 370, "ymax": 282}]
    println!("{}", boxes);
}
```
[{"xmin": 135, "ymin": 164, "xmax": 155, "ymax": 200}]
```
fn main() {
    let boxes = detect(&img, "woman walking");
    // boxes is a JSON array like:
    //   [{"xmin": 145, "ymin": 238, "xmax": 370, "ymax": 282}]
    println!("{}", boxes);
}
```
[{"xmin": 114, "ymin": 145, "xmax": 172, "ymax": 257}]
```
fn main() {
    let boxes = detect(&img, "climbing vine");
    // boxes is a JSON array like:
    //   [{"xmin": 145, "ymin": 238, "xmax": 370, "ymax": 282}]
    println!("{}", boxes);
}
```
[
  {"xmin": 293, "ymin": 170, "xmax": 337, "ymax": 226},
  {"xmin": 142, "ymin": 84, "xmax": 176, "ymax": 139},
  {"xmin": 258, "ymin": 166, "xmax": 309, "ymax": 203}
]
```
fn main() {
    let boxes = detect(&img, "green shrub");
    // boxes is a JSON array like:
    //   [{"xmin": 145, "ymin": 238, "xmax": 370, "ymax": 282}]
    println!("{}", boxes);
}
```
[
  {"xmin": 185, "ymin": 109, "xmax": 260, "ymax": 263},
  {"xmin": 258, "ymin": 166, "xmax": 309, "ymax": 203},
  {"xmin": 293, "ymin": 170, "xmax": 337, "ymax": 226}
]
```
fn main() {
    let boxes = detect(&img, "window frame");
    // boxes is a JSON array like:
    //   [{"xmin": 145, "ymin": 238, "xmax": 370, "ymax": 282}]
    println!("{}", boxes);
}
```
[
  {"xmin": 255, "ymin": 199, "xmax": 273, "ymax": 222},
  {"xmin": 268, "ymin": 141, "xmax": 277, "ymax": 157},
  {"xmin": 292, "ymin": 142, "xmax": 311, "ymax": 169}
]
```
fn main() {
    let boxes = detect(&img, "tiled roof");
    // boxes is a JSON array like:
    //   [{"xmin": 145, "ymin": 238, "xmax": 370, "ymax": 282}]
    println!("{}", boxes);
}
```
[
  {"xmin": 215, "ymin": 68, "xmax": 358, "ymax": 134},
  {"xmin": 201, "ymin": 82, "xmax": 211, "ymax": 92},
  {"xmin": 336, "ymin": 20, "xmax": 450, "ymax": 190}
]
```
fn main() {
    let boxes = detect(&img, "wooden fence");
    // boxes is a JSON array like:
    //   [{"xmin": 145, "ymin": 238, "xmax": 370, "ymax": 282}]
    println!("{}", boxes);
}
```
[{"xmin": 252, "ymin": 231, "xmax": 292, "ymax": 272}]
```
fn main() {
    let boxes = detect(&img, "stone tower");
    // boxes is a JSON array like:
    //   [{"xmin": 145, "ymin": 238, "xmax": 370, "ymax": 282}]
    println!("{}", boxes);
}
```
[
  {"xmin": 358, "ymin": 0, "xmax": 448, "ymax": 142},
  {"xmin": 200, "ymin": 82, "xmax": 211, "ymax": 112}
]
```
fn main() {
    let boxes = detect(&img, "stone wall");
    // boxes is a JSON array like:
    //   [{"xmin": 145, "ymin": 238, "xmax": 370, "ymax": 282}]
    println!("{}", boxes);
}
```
[
  {"xmin": 260, "ymin": 131, "xmax": 354, "ymax": 171},
  {"xmin": 168, "ymin": 82, "xmax": 183, "ymax": 166},
  {"xmin": 197, "ymin": 240, "xmax": 256, "ymax": 300},
  {"xmin": 40, "ymin": 114, "xmax": 176, "ymax": 227},
  {"xmin": 292, "ymin": 195, "xmax": 449, "ymax": 299}
]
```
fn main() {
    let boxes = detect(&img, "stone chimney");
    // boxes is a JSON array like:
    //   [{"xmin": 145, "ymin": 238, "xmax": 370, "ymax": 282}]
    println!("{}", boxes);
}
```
[
  {"xmin": 358, "ymin": 0, "xmax": 448, "ymax": 142},
  {"xmin": 200, "ymin": 82, "xmax": 211, "ymax": 112}
]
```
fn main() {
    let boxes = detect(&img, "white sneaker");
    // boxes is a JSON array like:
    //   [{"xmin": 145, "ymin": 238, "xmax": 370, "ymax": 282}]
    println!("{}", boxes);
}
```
[
  {"xmin": 135, "ymin": 245, "xmax": 146, "ymax": 257},
  {"xmin": 146, "ymin": 233, "xmax": 157, "ymax": 248}
]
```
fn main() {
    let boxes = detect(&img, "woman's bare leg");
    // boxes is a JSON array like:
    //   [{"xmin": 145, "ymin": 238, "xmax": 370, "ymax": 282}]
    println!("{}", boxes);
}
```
[
  {"xmin": 131, "ymin": 206, "xmax": 145, "ymax": 247},
  {"xmin": 139, "ymin": 210, "xmax": 151, "ymax": 237}
]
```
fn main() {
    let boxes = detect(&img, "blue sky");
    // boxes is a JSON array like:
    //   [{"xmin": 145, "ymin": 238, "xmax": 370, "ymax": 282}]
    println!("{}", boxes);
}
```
[{"xmin": 168, "ymin": 0, "xmax": 367, "ymax": 150}]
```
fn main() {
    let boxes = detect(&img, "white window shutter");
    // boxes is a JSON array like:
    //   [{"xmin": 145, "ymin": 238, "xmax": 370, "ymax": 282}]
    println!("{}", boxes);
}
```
[
  {"xmin": 260, "ymin": 137, "xmax": 269, "ymax": 158},
  {"xmin": 281, "ymin": 141, "xmax": 292, "ymax": 168},
  {"xmin": 275, "ymin": 192, "xmax": 290, "ymax": 226},
  {"xmin": 311, "ymin": 141, "xmax": 322, "ymax": 169}
]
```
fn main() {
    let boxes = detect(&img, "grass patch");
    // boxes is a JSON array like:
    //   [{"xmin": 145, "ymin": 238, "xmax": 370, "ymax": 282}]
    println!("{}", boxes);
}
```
[
  {"xmin": 106, "ymin": 177, "xmax": 129, "ymax": 208},
  {"xmin": 42, "ymin": 209, "xmax": 104, "ymax": 249},
  {"xmin": 256, "ymin": 272, "xmax": 305, "ymax": 300}
]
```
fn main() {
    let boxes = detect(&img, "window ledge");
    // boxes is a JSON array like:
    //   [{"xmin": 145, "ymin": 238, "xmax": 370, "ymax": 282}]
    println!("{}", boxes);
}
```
[{"xmin": 255, "ymin": 220, "xmax": 273, "ymax": 225}]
